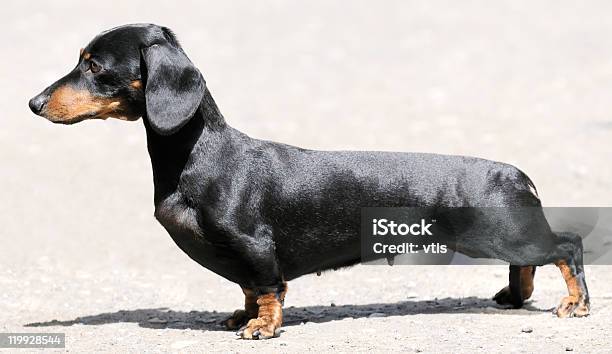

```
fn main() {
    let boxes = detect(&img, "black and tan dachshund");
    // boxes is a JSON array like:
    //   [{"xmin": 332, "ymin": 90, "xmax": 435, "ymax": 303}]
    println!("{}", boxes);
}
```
[{"xmin": 29, "ymin": 24, "xmax": 590, "ymax": 339}]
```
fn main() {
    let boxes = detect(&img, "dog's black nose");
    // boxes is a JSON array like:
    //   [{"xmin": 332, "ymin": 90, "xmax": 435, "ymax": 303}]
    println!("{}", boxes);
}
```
[{"xmin": 29, "ymin": 94, "xmax": 47, "ymax": 114}]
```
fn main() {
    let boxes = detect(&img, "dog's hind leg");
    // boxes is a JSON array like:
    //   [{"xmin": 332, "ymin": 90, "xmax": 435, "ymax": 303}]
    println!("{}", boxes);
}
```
[
  {"xmin": 487, "ymin": 207, "xmax": 589, "ymax": 315},
  {"xmin": 493, "ymin": 265, "xmax": 536, "ymax": 308},
  {"xmin": 553, "ymin": 232, "xmax": 590, "ymax": 317}
]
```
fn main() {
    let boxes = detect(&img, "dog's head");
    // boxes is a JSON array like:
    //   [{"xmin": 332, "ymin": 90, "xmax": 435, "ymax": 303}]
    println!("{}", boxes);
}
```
[{"xmin": 29, "ymin": 24, "xmax": 205, "ymax": 135}]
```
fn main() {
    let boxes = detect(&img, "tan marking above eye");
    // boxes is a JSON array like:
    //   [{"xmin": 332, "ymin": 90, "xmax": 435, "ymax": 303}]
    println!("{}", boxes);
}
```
[{"xmin": 130, "ymin": 80, "xmax": 142, "ymax": 89}]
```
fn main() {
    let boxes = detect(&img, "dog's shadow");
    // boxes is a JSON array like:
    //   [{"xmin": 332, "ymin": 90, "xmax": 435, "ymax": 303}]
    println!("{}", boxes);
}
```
[{"xmin": 25, "ymin": 297, "xmax": 550, "ymax": 331}]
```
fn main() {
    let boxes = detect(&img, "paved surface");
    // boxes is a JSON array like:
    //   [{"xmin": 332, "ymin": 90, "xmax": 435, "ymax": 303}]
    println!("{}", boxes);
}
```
[{"xmin": 1, "ymin": 0, "xmax": 611, "ymax": 352}]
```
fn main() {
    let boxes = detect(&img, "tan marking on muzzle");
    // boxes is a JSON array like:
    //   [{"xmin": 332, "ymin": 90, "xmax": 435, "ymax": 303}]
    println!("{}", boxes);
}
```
[{"xmin": 44, "ymin": 85, "xmax": 137, "ymax": 123}]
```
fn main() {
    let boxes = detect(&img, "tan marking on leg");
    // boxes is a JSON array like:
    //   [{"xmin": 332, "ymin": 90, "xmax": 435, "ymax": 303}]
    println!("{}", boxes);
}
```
[
  {"xmin": 555, "ymin": 260, "xmax": 589, "ymax": 317},
  {"xmin": 520, "ymin": 266, "xmax": 535, "ymax": 299},
  {"xmin": 240, "ymin": 293, "xmax": 283, "ymax": 339},
  {"xmin": 557, "ymin": 261, "xmax": 581, "ymax": 298}
]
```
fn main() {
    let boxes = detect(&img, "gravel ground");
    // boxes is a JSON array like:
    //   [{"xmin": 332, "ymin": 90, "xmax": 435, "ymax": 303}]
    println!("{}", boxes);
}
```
[{"xmin": 1, "ymin": 1, "xmax": 612, "ymax": 352}]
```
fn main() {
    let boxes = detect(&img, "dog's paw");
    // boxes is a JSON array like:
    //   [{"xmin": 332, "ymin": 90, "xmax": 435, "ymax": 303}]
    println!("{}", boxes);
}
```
[
  {"xmin": 224, "ymin": 309, "xmax": 255, "ymax": 330},
  {"xmin": 493, "ymin": 286, "xmax": 523, "ymax": 308},
  {"xmin": 554, "ymin": 296, "xmax": 590, "ymax": 318},
  {"xmin": 493, "ymin": 286, "xmax": 513, "ymax": 305},
  {"xmin": 236, "ymin": 317, "xmax": 281, "ymax": 340}
]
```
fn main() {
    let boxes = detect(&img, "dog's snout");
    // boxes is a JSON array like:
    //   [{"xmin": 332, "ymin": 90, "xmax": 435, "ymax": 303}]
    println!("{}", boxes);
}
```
[{"xmin": 29, "ymin": 94, "xmax": 48, "ymax": 115}]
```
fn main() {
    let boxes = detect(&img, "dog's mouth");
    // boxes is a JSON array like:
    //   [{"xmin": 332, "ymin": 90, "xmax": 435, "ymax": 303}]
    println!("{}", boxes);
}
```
[
  {"xmin": 46, "ymin": 113, "xmax": 140, "ymax": 125},
  {"xmin": 44, "ymin": 109, "xmax": 118, "ymax": 125},
  {"xmin": 41, "ymin": 98, "xmax": 140, "ymax": 125},
  {"xmin": 46, "ymin": 114, "xmax": 94, "ymax": 125}
]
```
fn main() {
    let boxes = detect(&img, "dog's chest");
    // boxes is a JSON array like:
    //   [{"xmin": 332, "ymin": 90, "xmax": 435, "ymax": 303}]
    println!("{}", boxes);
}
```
[
  {"xmin": 152, "ymin": 191, "xmax": 254, "ymax": 284},
  {"xmin": 154, "ymin": 193, "xmax": 201, "ymax": 237}
]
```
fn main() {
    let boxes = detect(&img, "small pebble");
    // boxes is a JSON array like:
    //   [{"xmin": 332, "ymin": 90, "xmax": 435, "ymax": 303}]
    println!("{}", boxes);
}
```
[
  {"xmin": 521, "ymin": 327, "xmax": 533, "ymax": 333},
  {"xmin": 565, "ymin": 347, "xmax": 573, "ymax": 352},
  {"xmin": 369, "ymin": 312, "xmax": 385, "ymax": 318}
]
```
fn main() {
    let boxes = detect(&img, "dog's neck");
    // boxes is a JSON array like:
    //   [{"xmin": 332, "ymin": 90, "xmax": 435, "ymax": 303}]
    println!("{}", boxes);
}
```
[
  {"xmin": 144, "ymin": 88, "xmax": 231, "ymax": 204},
  {"xmin": 197, "ymin": 88, "xmax": 226, "ymax": 130}
]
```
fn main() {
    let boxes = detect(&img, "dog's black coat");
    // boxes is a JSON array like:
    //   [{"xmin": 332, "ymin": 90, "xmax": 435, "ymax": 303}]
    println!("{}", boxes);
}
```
[
  {"xmin": 29, "ymin": 24, "xmax": 587, "ymax": 308},
  {"xmin": 150, "ymin": 105, "xmax": 548, "ymax": 288}
]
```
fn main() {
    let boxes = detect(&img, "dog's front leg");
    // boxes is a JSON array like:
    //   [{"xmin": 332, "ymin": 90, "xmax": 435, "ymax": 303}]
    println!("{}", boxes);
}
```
[
  {"xmin": 237, "ymin": 283, "xmax": 287, "ymax": 340},
  {"xmin": 225, "ymin": 288, "xmax": 259, "ymax": 330}
]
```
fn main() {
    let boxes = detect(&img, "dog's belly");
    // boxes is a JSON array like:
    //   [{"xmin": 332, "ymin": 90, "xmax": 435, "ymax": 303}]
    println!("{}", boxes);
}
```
[{"xmin": 274, "ymin": 205, "xmax": 552, "ymax": 279}]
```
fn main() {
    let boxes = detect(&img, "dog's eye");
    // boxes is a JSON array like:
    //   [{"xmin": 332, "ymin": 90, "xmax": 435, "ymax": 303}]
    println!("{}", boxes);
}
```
[{"xmin": 89, "ymin": 61, "xmax": 102, "ymax": 74}]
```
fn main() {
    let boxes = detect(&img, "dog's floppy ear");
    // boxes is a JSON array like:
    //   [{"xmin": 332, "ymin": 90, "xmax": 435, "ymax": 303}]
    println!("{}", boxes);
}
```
[{"xmin": 141, "ymin": 42, "xmax": 205, "ymax": 135}]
